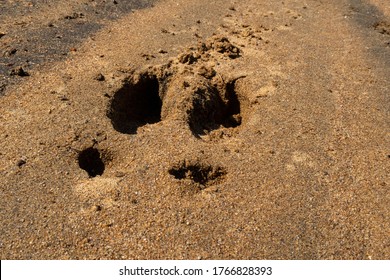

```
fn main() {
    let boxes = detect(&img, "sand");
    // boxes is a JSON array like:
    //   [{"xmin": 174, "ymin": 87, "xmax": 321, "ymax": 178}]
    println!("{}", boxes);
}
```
[{"xmin": 0, "ymin": 0, "xmax": 389, "ymax": 259}]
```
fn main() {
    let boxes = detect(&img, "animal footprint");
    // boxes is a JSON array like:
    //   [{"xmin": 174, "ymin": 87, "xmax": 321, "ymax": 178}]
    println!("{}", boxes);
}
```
[
  {"xmin": 107, "ymin": 71, "xmax": 164, "ymax": 134},
  {"xmin": 106, "ymin": 35, "xmax": 248, "ymax": 139},
  {"xmin": 169, "ymin": 160, "xmax": 227, "ymax": 192}
]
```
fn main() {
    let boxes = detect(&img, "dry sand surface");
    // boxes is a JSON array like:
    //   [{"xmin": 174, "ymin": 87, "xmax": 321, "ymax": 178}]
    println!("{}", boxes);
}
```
[{"xmin": 0, "ymin": 0, "xmax": 389, "ymax": 259}]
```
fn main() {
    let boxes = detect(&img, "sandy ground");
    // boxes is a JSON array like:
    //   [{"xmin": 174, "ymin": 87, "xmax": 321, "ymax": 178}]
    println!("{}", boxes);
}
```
[{"xmin": 0, "ymin": 0, "xmax": 389, "ymax": 259}]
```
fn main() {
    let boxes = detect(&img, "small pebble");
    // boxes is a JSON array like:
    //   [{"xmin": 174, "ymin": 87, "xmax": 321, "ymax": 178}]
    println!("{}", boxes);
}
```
[
  {"xmin": 92, "ymin": 205, "xmax": 102, "ymax": 212},
  {"xmin": 95, "ymin": 73, "xmax": 105, "ymax": 81},
  {"xmin": 10, "ymin": 67, "xmax": 29, "ymax": 77},
  {"xmin": 3, "ymin": 48, "xmax": 17, "ymax": 56},
  {"xmin": 115, "ymin": 171, "xmax": 126, "ymax": 177},
  {"xmin": 17, "ymin": 159, "xmax": 26, "ymax": 167}
]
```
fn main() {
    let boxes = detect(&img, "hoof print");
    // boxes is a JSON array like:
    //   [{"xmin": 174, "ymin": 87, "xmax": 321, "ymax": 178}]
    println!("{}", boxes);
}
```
[
  {"xmin": 169, "ymin": 161, "xmax": 226, "ymax": 191},
  {"xmin": 107, "ymin": 72, "xmax": 163, "ymax": 134},
  {"xmin": 188, "ymin": 78, "xmax": 242, "ymax": 136},
  {"xmin": 106, "ymin": 34, "xmax": 245, "ymax": 138}
]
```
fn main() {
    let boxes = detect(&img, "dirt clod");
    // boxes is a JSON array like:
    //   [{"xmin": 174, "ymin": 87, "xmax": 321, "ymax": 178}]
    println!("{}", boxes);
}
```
[
  {"xmin": 95, "ymin": 73, "xmax": 105, "ymax": 81},
  {"xmin": 374, "ymin": 21, "xmax": 390, "ymax": 35},
  {"xmin": 3, "ymin": 48, "xmax": 17, "ymax": 56},
  {"xmin": 16, "ymin": 159, "xmax": 27, "ymax": 167},
  {"xmin": 178, "ymin": 52, "xmax": 198, "ymax": 64},
  {"xmin": 64, "ymin": 13, "xmax": 85, "ymax": 20},
  {"xmin": 9, "ymin": 67, "xmax": 29, "ymax": 77}
]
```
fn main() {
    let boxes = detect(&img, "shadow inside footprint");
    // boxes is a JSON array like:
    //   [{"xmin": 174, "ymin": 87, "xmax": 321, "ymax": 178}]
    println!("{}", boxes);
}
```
[
  {"xmin": 107, "ymin": 73, "xmax": 162, "ymax": 134},
  {"xmin": 188, "ymin": 79, "xmax": 242, "ymax": 137},
  {"xmin": 223, "ymin": 80, "xmax": 242, "ymax": 128}
]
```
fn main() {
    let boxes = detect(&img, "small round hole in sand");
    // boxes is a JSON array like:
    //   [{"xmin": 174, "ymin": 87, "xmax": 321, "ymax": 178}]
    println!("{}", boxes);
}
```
[{"xmin": 78, "ymin": 147, "xmax": 105, "ymax": 177}]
